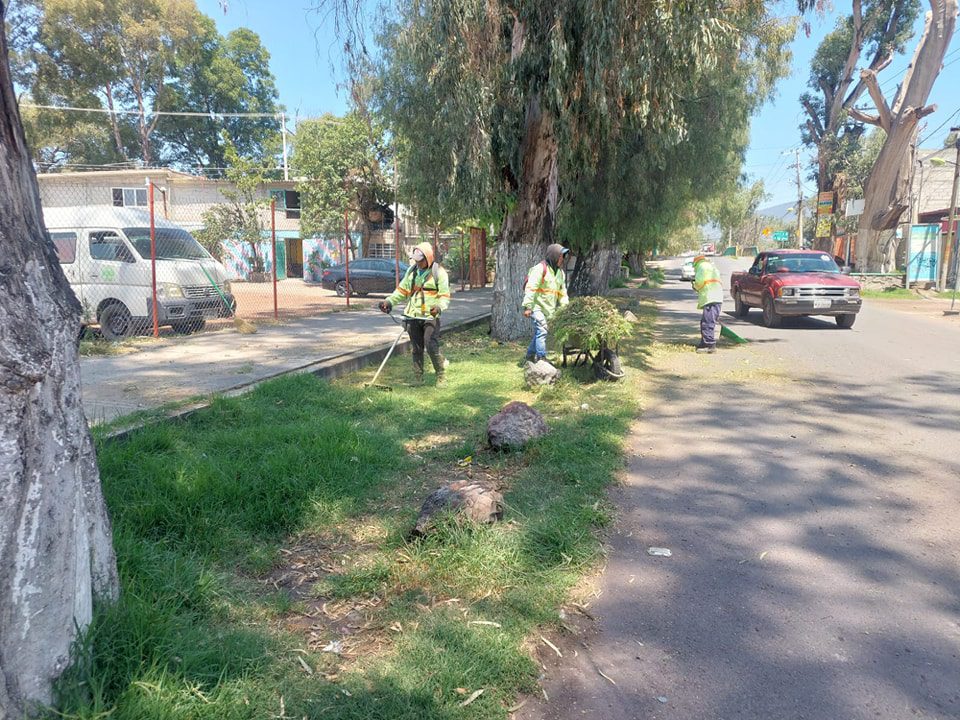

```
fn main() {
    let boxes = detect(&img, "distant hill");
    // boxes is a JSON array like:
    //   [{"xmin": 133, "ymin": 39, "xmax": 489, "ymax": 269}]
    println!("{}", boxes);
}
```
[{"xmin": 757, "ymin": 200, "xmax": 803, "ymax": 221}]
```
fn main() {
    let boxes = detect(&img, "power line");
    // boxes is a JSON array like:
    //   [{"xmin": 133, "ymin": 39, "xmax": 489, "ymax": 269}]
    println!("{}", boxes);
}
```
[
  {"xmin": 919, "ymin": 106, "xmax": 960, "ymax": 146},
  {"xmin": 19, "ymin": 102, "xmax": 344, "ymax": 126}
]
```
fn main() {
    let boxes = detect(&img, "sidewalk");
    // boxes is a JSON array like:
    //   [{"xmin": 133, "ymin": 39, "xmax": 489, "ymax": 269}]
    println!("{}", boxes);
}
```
[{"xmin": 80, "ymin": 287, "xmax": 493, "ymax": 425}]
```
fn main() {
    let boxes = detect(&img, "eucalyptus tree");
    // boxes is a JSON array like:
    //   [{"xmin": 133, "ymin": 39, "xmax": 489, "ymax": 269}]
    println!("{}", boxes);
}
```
[
  {"xmin": 847, "ymin": 0, "xmax": 957, "ymax": 270},
  {"xmin": 0, "ymin": 4, "xmax": 118, "ymax": 716},
  {"xmin": 799, "ymin": 0, "xmax": 921, "ymax": 197},
  {"xmin": 369, "ymin": 0, "xmax": 794, "ymax": 338}
]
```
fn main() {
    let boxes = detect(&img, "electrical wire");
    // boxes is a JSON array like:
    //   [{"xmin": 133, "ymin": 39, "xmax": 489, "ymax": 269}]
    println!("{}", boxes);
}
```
[{"xmin": 19, "ymin": 102, "xmax": 343, "ymax": 125}]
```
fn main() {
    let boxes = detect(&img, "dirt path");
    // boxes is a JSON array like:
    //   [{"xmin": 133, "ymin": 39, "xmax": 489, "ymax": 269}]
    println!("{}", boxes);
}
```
[{"xmin": 517, "ymin": 270, "xmax": 960, "ymax": 720}]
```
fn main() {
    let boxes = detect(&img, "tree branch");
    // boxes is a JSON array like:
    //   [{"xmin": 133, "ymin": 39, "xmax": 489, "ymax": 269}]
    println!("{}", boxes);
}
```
[
  {"xmin": 860, "ymin": 69, "xmax": 893, "ymax": 131},
  {"xmin": 849, "ymin": 107, "xmax": 882, "ymax": 126},
  {"xmin": 802, "ymin": 97, "xmax": 825, "ymax": 140},
  {"xmin": 830, "ymin": 0, "xmax": 865, "ymax": 130}
]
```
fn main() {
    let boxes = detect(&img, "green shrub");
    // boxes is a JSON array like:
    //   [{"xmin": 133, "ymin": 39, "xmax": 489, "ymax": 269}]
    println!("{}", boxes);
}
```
[{"xmin": 552, "ymin": 297, "xmax": 633, "ymax": 353}]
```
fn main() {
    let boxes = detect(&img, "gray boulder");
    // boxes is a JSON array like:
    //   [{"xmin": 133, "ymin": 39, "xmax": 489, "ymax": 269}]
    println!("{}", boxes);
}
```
[
  {"xmin": 524, "ymin": 358, "xmax": 561, "ymax": 387},
  {"xmin": 487, "ymin": 401, "xmax": 549, "ymax": 450},
  {"xmin": 413, "ymin": 480, "xmax": 504, "ymax": 537}
]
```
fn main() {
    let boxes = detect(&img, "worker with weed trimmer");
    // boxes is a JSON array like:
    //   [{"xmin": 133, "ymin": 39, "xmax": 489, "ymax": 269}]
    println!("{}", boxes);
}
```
[
  {"xmin": 379, "ymin": 242, "xmax": 451, "ymax": 385},
  {"xmin": 691, "ymin": 254, "xmax": 723, "ymax": 354},
  {"xmin": 522, "ymin": 243, "xmax": 570, "ymax": 363}
]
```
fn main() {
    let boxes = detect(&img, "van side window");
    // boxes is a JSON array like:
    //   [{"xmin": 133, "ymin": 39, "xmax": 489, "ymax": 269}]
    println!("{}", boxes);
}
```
[
  {"xmin": 90, "ymin": 231, "xmax": 135, "ymax": 263},
  {"xmin": 50, "ymin": 231, "xmax": 77, "ymax": 264}
]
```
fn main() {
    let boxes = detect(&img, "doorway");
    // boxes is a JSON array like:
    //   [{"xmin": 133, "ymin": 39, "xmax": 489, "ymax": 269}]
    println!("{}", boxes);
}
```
[{"xmin": 286, "ymin": 238, "xmax": 304, "ymax": 278}]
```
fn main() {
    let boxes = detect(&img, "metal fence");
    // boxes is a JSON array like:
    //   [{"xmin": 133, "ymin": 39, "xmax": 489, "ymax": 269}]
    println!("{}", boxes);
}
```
[{"xmin": 38, "ymin": 173, "xmax": 491, "ymax": 341}]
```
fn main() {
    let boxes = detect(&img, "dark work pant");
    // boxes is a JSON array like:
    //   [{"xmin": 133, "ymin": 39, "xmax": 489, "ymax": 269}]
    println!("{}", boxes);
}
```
[
  {"xmin": 405, "ymin": 317, "xmax": 444, "ymax": 376},
  {"xmin": 700, "ymin": 302, "xmax": 722, "ymax": 346}
]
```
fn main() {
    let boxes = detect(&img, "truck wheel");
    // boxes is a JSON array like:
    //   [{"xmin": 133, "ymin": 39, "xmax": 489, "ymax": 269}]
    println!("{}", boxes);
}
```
[
  {"xmin": 835, "ymin": 313, "xmax": 856, "ymax": 329},
  {"xmin": 734, "ymin": 291, "xmax": 750, "ymax": 317},
  {"xmin": 99, "ymin": 303, "xmax": 136, "ymax": 341},
  {"xmin": 761, "ymin": 295, "xmax": 781, "ymax": 328}
]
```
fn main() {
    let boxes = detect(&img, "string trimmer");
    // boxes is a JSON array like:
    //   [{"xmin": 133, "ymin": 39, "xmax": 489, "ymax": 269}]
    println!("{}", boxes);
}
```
[{"xmin": 365, "ymin": 315, "xmax": 407, "ymax": 390}]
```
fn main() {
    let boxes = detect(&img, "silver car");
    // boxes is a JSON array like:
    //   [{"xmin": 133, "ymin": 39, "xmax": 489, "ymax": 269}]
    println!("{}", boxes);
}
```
[{"xmin": 680, "ymin": 261, "xmax": 695, "ymax": 281}]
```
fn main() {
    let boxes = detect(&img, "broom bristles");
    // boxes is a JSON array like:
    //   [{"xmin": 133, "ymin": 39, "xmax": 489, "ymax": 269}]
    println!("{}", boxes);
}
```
[{"xmin": 234, "ymin": 316, "xmax": 258, "ymax": 334}]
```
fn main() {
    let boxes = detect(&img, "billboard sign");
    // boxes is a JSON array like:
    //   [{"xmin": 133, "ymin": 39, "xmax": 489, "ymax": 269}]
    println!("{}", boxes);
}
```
[{"xmin": 907, "ymin": 224, "xmax": 941, "ymax": 284}]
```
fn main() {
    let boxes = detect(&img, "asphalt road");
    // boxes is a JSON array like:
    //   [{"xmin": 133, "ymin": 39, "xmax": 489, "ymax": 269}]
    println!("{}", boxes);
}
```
[{"xmin": 519, "ymin": 256, "xmax": 960, "ymax": 720}]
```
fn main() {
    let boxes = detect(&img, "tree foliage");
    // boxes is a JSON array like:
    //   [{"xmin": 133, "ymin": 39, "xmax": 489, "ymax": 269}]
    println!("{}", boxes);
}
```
[
  {"xmin": 292, "ymin": 112, "xmax": 392, "ymax": 239},
  {"xmin": 12, "ymin": 0, "xmax": 280, "ymax": 170},
  {"xmin": 194, "ymin": 138, "xmax": 273, "ymax": 272}
]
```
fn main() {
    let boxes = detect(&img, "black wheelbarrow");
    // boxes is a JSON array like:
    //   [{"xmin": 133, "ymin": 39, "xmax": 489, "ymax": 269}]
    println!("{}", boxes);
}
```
[{"xmin": 562, "ymin": 333, "xmax": 624, "ymax": 381}]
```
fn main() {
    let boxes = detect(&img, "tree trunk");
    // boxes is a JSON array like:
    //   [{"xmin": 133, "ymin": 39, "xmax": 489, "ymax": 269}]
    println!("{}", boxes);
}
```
[
  {"xmin": 568, "ymin": 246, "xmax": 622, "ymax": 296},
  {"xmin": 0, "ymin": 12, "xmax": 119, "ymax": 718},
  {"xmin": 468, "ymin": 226, "xmax": 487, "ymax": 288},
  {"xmin": 490, "ymin": 92, "xmax": 558, "ymax": 341},
  {"xmin": 856, "ymin": 0, "xmax": 957, "ymax": 270},
  {"xmin": 626, "ymin": 250, "xmax": 644, "ymax": 276}
]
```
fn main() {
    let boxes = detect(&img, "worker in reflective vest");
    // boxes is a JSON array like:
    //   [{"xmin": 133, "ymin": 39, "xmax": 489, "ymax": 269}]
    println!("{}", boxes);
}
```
[
  {"xmin": 692, "ymin": 255, "xmax": 723, "ymax": 354},
  {"xmin": 522, "ymin": 243, "xmax": 570, "ymax": 362},
  {"xmin": 379, "ymin": 242, "xmax": 451, "ymax": 384}
]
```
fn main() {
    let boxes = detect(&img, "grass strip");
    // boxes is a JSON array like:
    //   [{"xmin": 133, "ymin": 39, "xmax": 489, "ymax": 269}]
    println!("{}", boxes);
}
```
[{"xmin": 52, "ymin": 300, "xmax": 653, "ymax": 720}]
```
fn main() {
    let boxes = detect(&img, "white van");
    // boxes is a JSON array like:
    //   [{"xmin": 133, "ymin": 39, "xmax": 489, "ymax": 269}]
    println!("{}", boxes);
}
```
[{"xmin": 44, "ymin": 206, "xmax": 236, "ymax": 340}]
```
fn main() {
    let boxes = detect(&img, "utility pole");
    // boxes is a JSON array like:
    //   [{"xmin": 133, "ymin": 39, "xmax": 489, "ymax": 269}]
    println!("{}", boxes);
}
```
[
  {"xmin": 280, "ymin": 112, "xmax": 289, "ymax": 181},
  {"xmin": 793, "ymin": 148, "xmax": 804, "ymax": 248},
  {"xmin": 945, "ymin": 127, "xmax": 960, "ymax": 314}
]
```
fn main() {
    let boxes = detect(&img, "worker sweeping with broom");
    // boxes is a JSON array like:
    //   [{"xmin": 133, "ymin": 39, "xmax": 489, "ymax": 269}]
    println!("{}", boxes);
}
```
[
  {"xmin": 379, "ymin": 242, "xmax": 451, "ymax": 385},
  {"xmin": 691, "ymin": 254, "xmax": 723, "ymax": 353}
]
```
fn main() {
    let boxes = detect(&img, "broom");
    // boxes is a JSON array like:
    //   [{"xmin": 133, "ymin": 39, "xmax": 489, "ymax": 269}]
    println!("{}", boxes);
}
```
[
  {"xmin": 198, "ymin": 263, "xmax": 258, "ymax": 334},
  {"xmin": 720, "ymin": 324, "xmax": 748, "ymax": 344}
]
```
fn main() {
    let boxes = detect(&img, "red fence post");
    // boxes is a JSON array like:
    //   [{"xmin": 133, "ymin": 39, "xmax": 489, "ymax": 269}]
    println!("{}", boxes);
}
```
[
  {"xmin": 148, "ymin": 182, "xmax": 159, "ymax": 338},
  {"xmin": 344, "ymin": 208, "xmax": 351, "ymax": 308},
  {"xmin": 271, "ymin": 198, "xmax": 278, "ymax": 321}
]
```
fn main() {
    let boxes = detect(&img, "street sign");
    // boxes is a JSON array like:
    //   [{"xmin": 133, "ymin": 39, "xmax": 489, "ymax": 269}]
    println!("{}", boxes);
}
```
[
  {"xmin": 762, "ymin": 227, "xmax": 772, "ymax": 236},
  {"xmin": 817, "ymin": 191, "xmax": 834, "ymax": 216},
  {"xmin": 772, "ymin": 230, "xmax": 790, "ymax": 243}
]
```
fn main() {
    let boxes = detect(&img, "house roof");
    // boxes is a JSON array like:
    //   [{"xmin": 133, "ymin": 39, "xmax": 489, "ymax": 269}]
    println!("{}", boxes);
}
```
[{"xmin": 36, "ymin": 167, "xmax": 297, "ymax": 189}]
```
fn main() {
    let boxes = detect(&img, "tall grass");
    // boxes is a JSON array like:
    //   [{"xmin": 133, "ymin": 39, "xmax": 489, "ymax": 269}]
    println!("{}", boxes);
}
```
[{"xmin": 51, "ymin": 308, "xmax": 652, "ymax": 720}]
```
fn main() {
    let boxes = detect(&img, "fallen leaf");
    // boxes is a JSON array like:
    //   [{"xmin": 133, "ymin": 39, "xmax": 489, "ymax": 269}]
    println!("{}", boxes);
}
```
[
  {"xmin": 597, "ymin": 668, "xmax": 617, "ymax": 685},
  {"xmin": 296, "ymin": 656, "xmax": 313, "ymax": 675},
  {"xmin": 460, "ymin": 689, "xmax": 485, "ymax": 707},
  {"xmin": 468, "ymin": 620, "xmax": 501, "ymax": 627}
]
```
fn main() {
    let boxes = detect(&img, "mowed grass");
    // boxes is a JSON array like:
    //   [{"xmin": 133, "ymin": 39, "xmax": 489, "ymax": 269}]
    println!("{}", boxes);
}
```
[{"xmin": 52, "ymin": 304, "xmax": 653, "ymax": 720}]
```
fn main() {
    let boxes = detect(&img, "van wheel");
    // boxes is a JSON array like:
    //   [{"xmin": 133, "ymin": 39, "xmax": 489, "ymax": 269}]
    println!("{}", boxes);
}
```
[
  {"xmin": 99, "ymin": 303, "xmax": 135, "ymax": 341},
  {"xmin": 171, "ymin": 319, "xmax": 206, "ymax": 334}
]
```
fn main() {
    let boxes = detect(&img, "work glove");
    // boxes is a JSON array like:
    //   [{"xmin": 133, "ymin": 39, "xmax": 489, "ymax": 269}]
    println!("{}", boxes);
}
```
[
  {"xmin": 429, "ymin": 306, "xmax": 440, "ymax": 317},
  {"xmin": 378, "ymin": 301, "xmax": 392, "ymax": 313},
  {"xmin": 523, "ymin": 308, "xmax": 532, "ymax": 318}
]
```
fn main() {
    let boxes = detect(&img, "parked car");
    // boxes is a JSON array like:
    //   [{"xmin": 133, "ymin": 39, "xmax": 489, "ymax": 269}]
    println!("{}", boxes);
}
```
[
  {"xmin": 729, "ymin": 250, "xmax": 861, "ymax": 328},
  {"xmin": 321, "ymin": 258, "xmax": 403, "ymax": 296},
  {"xmin": 680, "ymin": 260, "xmax": 696, "ymax": 281},
  {"xmin": 44, "ymin": 206, "xmax": 236, "ymax": 340}
]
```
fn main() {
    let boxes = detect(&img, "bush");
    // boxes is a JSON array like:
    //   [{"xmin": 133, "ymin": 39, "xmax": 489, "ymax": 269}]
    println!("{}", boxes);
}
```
[{"xmin": 552, "ymin": 297, "xmax": 633, "ymax": 353}]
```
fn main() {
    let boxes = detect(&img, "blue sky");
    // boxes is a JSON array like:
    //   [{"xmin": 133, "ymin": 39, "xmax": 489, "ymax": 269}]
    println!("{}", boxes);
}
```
[{"xmin": 198, "ymin": 1, "xmax": 959, "ymax": 207}]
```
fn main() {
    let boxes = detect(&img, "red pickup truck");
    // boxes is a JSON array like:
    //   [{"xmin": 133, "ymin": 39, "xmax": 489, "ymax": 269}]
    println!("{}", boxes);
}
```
[{"xmin": 730, "ymin": 250, "xmax": 862, "ymax": 328}]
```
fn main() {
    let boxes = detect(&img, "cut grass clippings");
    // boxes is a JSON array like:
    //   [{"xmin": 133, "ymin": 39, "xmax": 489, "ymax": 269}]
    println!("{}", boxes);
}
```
[{"xmin": 51, "ymin": 300, "xmax": 654, "ymax": 720}]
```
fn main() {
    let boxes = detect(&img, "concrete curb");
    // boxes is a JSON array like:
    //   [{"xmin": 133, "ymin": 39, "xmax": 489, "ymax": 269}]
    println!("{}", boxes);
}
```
[{"xmin": 101, "ymin": 312, "xmax": 491, "ymax": 443}]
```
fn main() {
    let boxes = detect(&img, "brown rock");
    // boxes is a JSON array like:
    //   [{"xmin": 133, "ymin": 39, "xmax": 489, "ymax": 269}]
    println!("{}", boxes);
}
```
[
  {"xmin": 487, "ymin": 401, "xmax": 549, "ymax": 450},
  {"xmin": 412, "ymin": 480, "xmax": 505, "ymax": 537}
]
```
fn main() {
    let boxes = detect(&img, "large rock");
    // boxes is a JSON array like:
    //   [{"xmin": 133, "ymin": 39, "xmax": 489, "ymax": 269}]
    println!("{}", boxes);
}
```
[
  {"xmin": 524, "ymin": 358, "xmax": 561, "ymax": 387},
  {"xmin": 413, "ymin": 480, "xmax": 504, "ymax": 537},
  {"xmin": 487, "ymin": 401, "xmax": 549, "ymax": 450}
]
